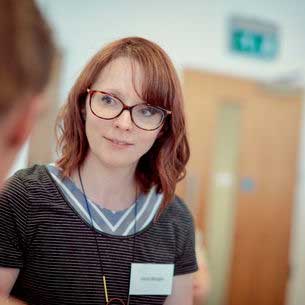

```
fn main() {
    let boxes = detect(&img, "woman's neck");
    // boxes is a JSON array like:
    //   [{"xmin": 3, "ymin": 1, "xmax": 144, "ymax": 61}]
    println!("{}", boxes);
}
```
[{"xmin": 71, "ymin": 152, "xmax": 138, "ymax": 211}]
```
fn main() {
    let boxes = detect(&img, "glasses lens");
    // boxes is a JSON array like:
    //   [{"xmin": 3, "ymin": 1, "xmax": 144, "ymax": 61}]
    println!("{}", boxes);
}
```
[
  {"xmin": 91, "ymin": 92, "xmax": 122, "ymax": 119},
  {"xmin": 132, "ymin": 104, "xmax": 164, "ymax": 130}
]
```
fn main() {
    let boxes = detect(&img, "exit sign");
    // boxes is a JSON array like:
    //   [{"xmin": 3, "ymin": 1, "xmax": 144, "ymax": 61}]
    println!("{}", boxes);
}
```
[{"xmin": 229, "ymin": 16, "xmax": 279, "ymax": 60}]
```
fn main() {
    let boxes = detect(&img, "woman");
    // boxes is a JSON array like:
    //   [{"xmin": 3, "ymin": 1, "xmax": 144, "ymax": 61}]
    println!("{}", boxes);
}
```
[{"xmin": 0, "ymin": 37, "xmax": 197, "ymax": 305}]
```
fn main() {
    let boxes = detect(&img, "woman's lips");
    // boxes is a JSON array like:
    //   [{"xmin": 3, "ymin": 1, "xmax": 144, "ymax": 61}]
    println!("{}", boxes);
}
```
[{"xmin": 104, "ymin": 137, "xmax": 134, "ymax": 147}]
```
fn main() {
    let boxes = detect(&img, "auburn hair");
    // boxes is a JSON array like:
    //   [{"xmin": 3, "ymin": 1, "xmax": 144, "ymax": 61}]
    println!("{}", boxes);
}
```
[{"xmin": 56, "ymin": 37, "xmax": 190, "ymax": 217}]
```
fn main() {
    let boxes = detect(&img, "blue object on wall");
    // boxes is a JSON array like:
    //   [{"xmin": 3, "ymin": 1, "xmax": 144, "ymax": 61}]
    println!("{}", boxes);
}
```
[{"xmin": 241, "ymin": 177, "xmax": 256, "ymax": 192}]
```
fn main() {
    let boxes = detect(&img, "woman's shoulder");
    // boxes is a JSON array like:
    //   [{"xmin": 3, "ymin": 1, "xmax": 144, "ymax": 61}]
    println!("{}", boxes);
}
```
[
  {"xmin": 12, "ymin": 163, "xmax": 48, "ymax": 183},
  {"xmin": 1, "ymin": 164, "xmax": 62, "ymax": 213},
  {"xmin": 162, "ymin": 194, "xmax": 195, "ymax": 225},
  {"xmin": 2, "ymin": 164, "xmax": 52, "ymax": 200},
  {"xmin": 0, "ymin": 165, "xmax": 45, "ymax": 216}
]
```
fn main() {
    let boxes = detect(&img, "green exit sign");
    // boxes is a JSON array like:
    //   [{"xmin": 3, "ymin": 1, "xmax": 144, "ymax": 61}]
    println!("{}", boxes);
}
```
[{"xmin": 230, "ymin": 17, "xmax": 279, "ymax": 60}]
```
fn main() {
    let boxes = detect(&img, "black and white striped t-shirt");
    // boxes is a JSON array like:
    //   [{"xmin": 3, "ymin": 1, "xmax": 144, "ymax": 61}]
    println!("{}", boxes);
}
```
[{"xmin": 0, "ymin": 165, "xmax": 198, "ymax": 305}]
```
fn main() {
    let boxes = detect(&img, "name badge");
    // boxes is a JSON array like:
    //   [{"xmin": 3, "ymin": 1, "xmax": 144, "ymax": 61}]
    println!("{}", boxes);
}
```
[{"xmin": 129, "ymin": 263, "xmax": 174, "ymax": 295}]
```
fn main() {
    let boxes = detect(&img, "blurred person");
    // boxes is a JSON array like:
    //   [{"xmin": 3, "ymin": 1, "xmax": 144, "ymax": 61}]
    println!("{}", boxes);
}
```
[
  {"xmin": 0, "ymin": 0, "xmax": 55, "ymax": 188},
  {"xmin": 0, "ymin": 0, "xmax": 55, "ymax": 303},
  {"xmin": 193, "ymin": 231, "xmax": 211, "ymax": 305},
  {"xmin": 0, "ymin": 37, "xmax": 197, "ymax": 305}
]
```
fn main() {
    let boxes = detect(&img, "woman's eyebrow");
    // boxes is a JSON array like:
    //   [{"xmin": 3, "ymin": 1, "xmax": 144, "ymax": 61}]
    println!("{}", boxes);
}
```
[
  {"xmin": 106, "ymin": 88, "xmax": 145, "ymax": 104},
  {"xmin": 103, "ymin": 88, "xmax": 123, "ymax": 99}
]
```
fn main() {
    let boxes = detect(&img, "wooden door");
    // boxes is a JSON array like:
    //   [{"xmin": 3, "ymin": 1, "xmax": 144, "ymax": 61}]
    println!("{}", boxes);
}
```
[{"xmin": 178, "ymin": 69, "xmax": 302, "ymax": 305}]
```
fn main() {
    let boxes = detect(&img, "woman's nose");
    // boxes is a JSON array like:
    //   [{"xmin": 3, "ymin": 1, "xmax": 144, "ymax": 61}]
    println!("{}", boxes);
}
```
[{"xmin": 113, "ymin": 109, "xmax": 133, "ymax": 130}]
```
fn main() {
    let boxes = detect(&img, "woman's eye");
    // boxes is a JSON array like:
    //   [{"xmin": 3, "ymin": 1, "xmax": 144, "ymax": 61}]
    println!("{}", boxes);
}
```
[
  {"xmin": 101, "ymin": 95, "xmax": 115, "ymax": 105},
  {"xmin": 141, "ymin": 107, "xmax": 157, "ymax": 116}
]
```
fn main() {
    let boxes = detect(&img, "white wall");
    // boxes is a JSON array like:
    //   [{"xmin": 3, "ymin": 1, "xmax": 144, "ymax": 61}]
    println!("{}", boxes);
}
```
[
  {"xmin": 18, "ymin": 1, "xmax": 305, "ymax": 303},
  {"xmin": 35, "ymin": 0, "xmax": 305, "ymax": 99}
]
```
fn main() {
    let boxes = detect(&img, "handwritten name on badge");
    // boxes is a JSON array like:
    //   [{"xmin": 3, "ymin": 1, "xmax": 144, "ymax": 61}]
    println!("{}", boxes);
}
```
[{"xmin": 129, "ymin": 263, "xmax": 174, "ymax": 295}]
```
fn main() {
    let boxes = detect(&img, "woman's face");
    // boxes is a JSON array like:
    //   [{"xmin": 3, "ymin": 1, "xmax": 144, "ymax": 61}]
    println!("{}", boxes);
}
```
[{"xmin": 84, "ymin": 57, "xmax": 162, "ymax": 170}]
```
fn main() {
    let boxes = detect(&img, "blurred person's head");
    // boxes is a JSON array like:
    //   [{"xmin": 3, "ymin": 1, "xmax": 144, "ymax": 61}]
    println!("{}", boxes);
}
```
[{"xmin": 0, "ymin": 0, "xmax": 55, "ymax": 188}]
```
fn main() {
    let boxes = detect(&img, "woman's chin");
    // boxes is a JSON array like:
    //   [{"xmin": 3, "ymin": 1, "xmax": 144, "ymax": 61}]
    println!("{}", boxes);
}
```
[{"xmin": 98, "ymin": 155, "xmax": 137, "ymax": 170}]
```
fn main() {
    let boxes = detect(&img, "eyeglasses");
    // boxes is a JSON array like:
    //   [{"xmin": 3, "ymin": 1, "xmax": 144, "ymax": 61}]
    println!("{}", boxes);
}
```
[{"xmin": 87, "ymin": 88, "xmax": 172, "ymax": 131}]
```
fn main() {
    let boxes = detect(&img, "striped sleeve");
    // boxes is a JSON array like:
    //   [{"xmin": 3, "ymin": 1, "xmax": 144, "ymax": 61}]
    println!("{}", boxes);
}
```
[
  {"xmin": 0, "ymin": 174, "xmax": 29, "ymax": 268},
  {"xmin": 173, "ymin": 197, "xmax": 198, "ymax": 275}
]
